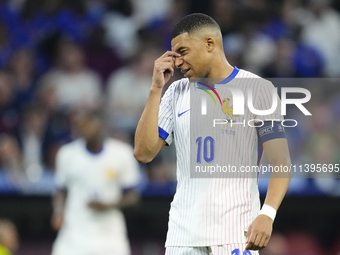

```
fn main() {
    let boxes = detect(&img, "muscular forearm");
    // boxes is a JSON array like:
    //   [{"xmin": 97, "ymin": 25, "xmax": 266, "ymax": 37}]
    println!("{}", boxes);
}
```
[
  {"xmin": 262, "ymin": 138, "xmax": 292, "ymax": 210},
  {"xmin": 134, "ymin": 87, "xmax": 163, "ymax": 163},
  {"xmin": 263, "ymin": 177, "xmax": 291, "ymax": 211}
]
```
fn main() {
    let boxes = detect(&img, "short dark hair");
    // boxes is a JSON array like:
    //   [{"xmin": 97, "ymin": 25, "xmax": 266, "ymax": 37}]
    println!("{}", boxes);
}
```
[{"xmin": 171, "ymin": 13, "xmax": 220, "ymax": 39}]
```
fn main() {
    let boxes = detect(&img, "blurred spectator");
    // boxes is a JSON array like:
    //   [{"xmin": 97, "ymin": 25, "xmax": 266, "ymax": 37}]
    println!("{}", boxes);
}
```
[
  {"xmin": 102, "ymin": 0, "xmax": 139, "ymax": 59},
  {"xmin": 301, "ymin": 0, "xmax": 340, "ymax": 77},
  {"xmin": 262, "ymin": 38, "xmax": 324, "ymax": 78},
  {"xmin": 0, "ymin": 219, "xmax": 19, "ymax": 255},
  {"xmin": 241, "ymin": 19, "xmax": 277, "ymax": 74},
  {"xmin": 140, "ymin": 0, "xmax": 189, "ymax": 51},
  {"xmin": 132, "ymin": 0, "xmax": 172, "ymax": 28},
  {"xmin": 19, "ymin": 104, "xmax": 47, "ymax": 178},
  {"xmin": 106, "ymin": 44, "xmax": 161, "ymax": 135},
  {"xmin": 0, "ymin": 134, "xmax": 24, "ymax": 182},
  {"xmin": 35, "ymin": 81, "xmax": 72, "ymax": 169},
  {"xmin": 210, "ymin": 0, "xmax": 235, "ymax": 35},
  {"xmin": 40, "ymin": 39, "xmax": 102, "ymax": 111},
  {"xmin": 7, "ymin": 49, "xmax": 38, "ymax": 111},
  {"xmin": 85, "ymin": 25, "xmax": 123, "ymax": 84},
  {"xmin": 0, "ymin": 71, "xmax": 19, "ymax": 135},
  {"xmin": 262, "ymin": 38, "xmax": 297, "ymax": 77},
  {"xmin": 0, "ymin": 22, "xmax": 15, "ymax": 69},
  {"xmin": 36, "ymin": 78, "xmax": 59, "ymax": 116},
  {"xmin": 223, "ymin": 16, "xmax": 276, "ymax": 74}
]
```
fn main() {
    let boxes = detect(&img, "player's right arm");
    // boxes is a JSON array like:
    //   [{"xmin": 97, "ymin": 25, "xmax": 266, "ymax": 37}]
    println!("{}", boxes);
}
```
[
  {"xmin": 51, "ymin": 146, "xmax": 69, "ymax": 231},
  {"xmin": 51, "ymin": 189, "xmax": 67, "ymax": 231},
  {"xmin": 134, "ymin": 51, "xmax": 180, "ymax": 163}
]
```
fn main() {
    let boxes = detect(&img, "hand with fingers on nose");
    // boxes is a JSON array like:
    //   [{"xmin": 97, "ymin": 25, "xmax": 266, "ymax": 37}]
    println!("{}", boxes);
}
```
[{"xmin": 152, "ymin": 51, "xmax": 181, "ymax": 89}]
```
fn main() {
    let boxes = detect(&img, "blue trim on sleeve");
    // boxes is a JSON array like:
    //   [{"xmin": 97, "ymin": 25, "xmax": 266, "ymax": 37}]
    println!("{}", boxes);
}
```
[
  {"xmin": 158, "ymin": 127, "xmax": 169, "ymax": 140},
  {"xmin": 257, "ymin": 121, "xmax": 286, "ymax": 144}
]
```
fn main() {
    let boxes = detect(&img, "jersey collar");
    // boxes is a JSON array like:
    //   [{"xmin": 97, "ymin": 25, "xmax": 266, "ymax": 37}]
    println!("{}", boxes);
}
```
[{"xmin": 197, "ymin": 66, "xmax": 240, "ymax": 90}]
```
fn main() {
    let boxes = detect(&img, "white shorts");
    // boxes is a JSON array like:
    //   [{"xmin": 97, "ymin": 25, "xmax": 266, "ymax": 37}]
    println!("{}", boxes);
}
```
[{"xmin": 165, "ymin": 244, "xmax": 259, "ymax": 255}]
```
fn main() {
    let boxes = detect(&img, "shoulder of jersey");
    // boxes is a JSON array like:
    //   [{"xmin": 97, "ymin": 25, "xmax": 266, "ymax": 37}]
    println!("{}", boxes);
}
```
[
  {"xmin": 237, "ymin": 69, "xmax": 275, "ymax": 88},
  {"xmin": 59, "ymin": 139, "xmax": 84, "ymax": 151},
  {"xmin": 167, "ymin": 78, "xmax": 190, "ymax": 93}
]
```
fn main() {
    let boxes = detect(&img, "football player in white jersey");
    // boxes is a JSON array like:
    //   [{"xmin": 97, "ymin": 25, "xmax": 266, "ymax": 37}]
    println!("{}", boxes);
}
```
[
  {"xmin": 51, "ymin": 111, "xmax": 140, "ymax": 255},
  {"xmin": 134, "ymin": 13, "xmax": 291, "ymax": 255}
]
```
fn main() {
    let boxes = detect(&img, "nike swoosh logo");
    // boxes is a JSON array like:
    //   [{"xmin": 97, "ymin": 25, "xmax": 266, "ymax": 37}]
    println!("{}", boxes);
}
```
[{"xmin": 178, "ymin": 109, "xmax": 190, "ymax": 117}]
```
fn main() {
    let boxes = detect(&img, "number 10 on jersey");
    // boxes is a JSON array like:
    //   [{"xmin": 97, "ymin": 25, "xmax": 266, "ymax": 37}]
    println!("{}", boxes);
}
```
[{"xmin": 196, "ymin": 136, "xmax": 215, "ymax": 163}]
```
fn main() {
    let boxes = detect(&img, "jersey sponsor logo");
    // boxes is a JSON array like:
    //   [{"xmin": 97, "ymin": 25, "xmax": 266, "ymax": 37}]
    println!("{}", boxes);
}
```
[{"xmin": 177, "ymin": 109, "xmax": 190, "ymax": 117}]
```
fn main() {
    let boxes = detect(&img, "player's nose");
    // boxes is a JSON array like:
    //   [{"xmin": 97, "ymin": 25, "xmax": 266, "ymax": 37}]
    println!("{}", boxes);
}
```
[{"xmin": 174, "ymin": 56, "xmax": 183, "ymax": 68}]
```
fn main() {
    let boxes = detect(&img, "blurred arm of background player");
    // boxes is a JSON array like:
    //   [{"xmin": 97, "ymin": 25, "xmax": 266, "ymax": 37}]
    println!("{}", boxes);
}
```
[
  {"xmin": 245, "ymin": 138, "xmax": 292, "ymax": 251},
  {"xmin": 51, "ymin": 189, "xmax": 140, "ymax": 231},
  {"xmin": 134, "ymin": 51, "xmax": 180, "ymax": 163},
  {"xmin": 87, "ymin": 189, "xmax": 140, "ymax": 211},
  {"xmin": 51, "ymin": 189, "xmax": 67, "ymax": 231}
]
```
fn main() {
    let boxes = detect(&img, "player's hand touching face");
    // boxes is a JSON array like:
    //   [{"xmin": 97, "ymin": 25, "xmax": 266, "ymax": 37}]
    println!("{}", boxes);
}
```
[
  {"xmin": 245, "ymin": 214, "xmax": 273, "ymax": 251},
  {"xmin": 152, "ymin": 51, "xmax": 180, "ymax": 89}
]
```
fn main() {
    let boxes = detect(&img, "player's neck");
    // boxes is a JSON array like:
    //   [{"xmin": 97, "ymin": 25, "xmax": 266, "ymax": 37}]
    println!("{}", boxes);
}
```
[
  {"xmin": 207, "ymin": 59, "xmax": 234, "ymax": 80},
  {"xmin": 86, "ymin": 138, "xmax": 104, "ymax": 154}
]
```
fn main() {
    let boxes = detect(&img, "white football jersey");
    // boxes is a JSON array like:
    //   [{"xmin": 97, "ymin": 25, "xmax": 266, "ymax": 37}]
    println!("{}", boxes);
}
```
[
  {"xmin": 52, "ymin": 138, "xmax": 139, "ymax": 255},
  {"xmin": 158, "ymin": 67, "xmax": 283, "ymax": 246}
]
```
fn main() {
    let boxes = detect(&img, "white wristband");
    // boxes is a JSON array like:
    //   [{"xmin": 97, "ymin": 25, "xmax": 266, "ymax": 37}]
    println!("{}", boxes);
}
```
[{"xmin": 259, "ymin": 204, "xmax": 277, "ymax": 221}]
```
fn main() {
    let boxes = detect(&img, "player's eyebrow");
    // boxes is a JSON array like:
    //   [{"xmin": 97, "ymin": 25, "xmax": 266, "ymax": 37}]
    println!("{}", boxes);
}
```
[{"xmin": 176, "ymin": 47, "xmax": 188, "ymax": 53}]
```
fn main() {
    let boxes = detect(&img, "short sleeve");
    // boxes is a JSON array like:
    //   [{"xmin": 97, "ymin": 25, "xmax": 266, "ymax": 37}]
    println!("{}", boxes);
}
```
[
  {"xmin": 158, "ymin": 84, "xmax": 175, "ymax": 145},
  {"xmin": 54, "ymin": 146, "xmax": 70, "ymax": 190},
  {"xmin": 119, "ymin": 145, "xmax": 140, "ymax": 189},
  {"xmin": 254, "ymin": 82, "xmax": 284, "ymax": 122}
]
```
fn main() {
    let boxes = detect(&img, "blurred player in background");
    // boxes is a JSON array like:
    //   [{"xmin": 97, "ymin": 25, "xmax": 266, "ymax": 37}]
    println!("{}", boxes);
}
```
[
  {"xmin": 134, "ymin": 13, "xmax": 291, "ymax": 255},
  {"xmin": 51, "ymin": 110, "xmax": 140, "ymax": 255}
]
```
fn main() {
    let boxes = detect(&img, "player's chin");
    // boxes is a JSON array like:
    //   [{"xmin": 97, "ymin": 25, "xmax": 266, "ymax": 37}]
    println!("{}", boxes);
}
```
[{"xmin": 186, "ymin": 74, "xmax": 196, "ymax": 81}]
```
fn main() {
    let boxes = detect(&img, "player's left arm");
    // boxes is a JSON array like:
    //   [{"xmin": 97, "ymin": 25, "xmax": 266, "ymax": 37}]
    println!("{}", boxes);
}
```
[{"xmin": 246, "ymin": 138, "xmax": 292, "ymax": 251}]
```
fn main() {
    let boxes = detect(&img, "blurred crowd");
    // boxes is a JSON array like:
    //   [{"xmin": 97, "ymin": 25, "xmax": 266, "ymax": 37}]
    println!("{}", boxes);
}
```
[{"xmin": 0, "ymin": 0, "xmax": 339, "ymax": 197}]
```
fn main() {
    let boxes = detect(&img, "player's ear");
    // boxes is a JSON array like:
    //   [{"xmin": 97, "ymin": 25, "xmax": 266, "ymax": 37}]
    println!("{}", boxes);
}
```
[{"xmin": 206, "ymin": 36, "xmax": 215, "ymax": 53}]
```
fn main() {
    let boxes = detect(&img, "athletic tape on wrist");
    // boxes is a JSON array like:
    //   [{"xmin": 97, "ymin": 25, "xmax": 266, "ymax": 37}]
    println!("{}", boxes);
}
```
[{"xmin": 259, "ymin": 204, "xmax": 276, "ymax": 221}]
